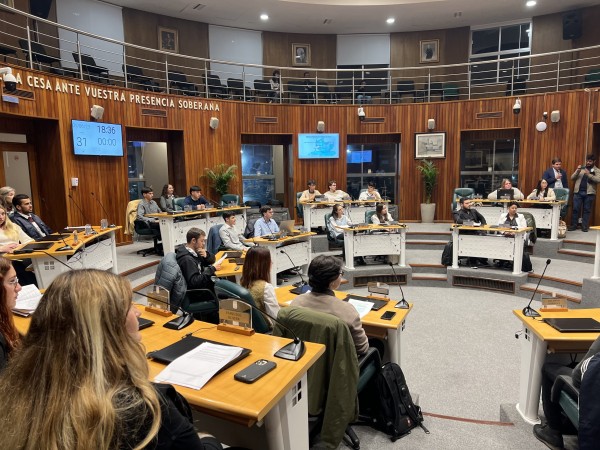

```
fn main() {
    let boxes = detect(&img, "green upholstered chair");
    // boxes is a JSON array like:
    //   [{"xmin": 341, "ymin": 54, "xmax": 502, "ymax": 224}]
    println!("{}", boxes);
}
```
[
  {"xmin": 221, "ymin": 194, "xmax": 240, "ymax": 207},
  {"xmin": 173, "ymin": 197, "xmax": 186, "ymax": 211},
  {"xmin": 584, "ymin": 68, "xmax": 600, "ymax": 88},
  {"xmin": 451, "ymin": 188, "xmax": 475, "ymax": 213},
  {"xmin": 365, "ymin": 209, "xmax": 377, "ymax": 224},
  {"xmin": 553, "ymin": 188, "xmax": 570, "ymax": 218},
  {"xmin": 442, "ymin": 83, "xmax": 460, "ymax": 101},
  {"xmin": 551, "ymin": 375, "xmax": 579, "ymax": 431},
  {"xmin": 213, "ymin": 279, "xmax": 270, "ymax": 334}
]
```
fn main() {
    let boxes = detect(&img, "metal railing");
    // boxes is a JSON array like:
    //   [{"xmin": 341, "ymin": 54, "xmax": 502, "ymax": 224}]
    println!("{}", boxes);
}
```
[{"xmin": 1, "ymin": 4, "xmax": 600, "ymax": 104}]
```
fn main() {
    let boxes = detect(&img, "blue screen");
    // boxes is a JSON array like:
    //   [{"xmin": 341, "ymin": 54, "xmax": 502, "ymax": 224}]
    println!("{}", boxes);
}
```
[
  {"xmin": 72, "ymin": 120, "xmax": 124, "ymax": 156},
  {"xmin": 348, "ymin": 150, "xmax": 372, "ymax": 163},
  {"xmin": 298, "ymin": 133, "xmax": 340, "ymax": 159}
]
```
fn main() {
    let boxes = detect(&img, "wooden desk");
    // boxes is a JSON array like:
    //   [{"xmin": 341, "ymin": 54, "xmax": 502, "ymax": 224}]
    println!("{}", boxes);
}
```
[
  {"xmin": 15, "ymin": 306, "xmax": 325, "ymax": 450},
  {"xmin": 300, "ymin": 199, "xmax": 387, "ymax": 229},
  {"xmin": 146, "ymin": 206, "xmax": 248, "ymax": 254},
  {"xmin": 249, "ymin": 232, "xmax": 315, "ymax": 285},
  {"xmin": 336, "ymin": 223, "xmax": 407, "ymax": 270},
  {"xmin": 214, "ymin": 250, "xmax": 244, "ymax": 282},
  {"xmin": 276, "ymin": 286, "xmax": 412, "ymax": 366},
  {"xmin": 5, "ymin": 226, "xmax": 119, "ymax": 289},
  {"xmin": 451, "ymin": 224, "xmax": 531, "ymax": 274},
  {"xmin": 472, "ymin": 199, "xmax": 565, "ymax": 241},
  {"xmin": 513, "ymin": 308, "xmax": 600, "ymax": 424}
]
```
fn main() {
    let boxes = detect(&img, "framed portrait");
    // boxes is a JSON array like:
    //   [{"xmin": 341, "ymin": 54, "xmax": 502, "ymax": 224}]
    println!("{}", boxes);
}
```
[
  {"xmin": 292, "ymin": 43, "xmax": 311, "ymax": 66},
  {"xmin": 420, "ymin": 39, "xmax": 439, "ymax": 64},
  {"xmin": 158, "ymin": 27, "xmax": 179, "ymax": 53},
  {"xmin": 415, "ymin": 132, "xmax": 446, "ymax": 159}
]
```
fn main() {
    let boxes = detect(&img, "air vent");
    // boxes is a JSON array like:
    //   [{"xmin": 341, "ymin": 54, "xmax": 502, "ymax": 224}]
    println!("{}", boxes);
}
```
[
  {"xmin": 141, "ymin": 108, "xmax": 167, "ymax": 117},
  {"xmin": 362, "ymin": 117, "xmax": 385, "ymax": 124},
  {"xmin": 323, "ymin": 19, "xmax": 332, "ymax": 24},
  {"xmin": 453, "ymin": 275, "xmax": 514, "ymax": 293},
  {"xmin": 3, "ymin": 88, "xmax": 33, "ymax": 100},
  {"xmin": 476, "ymin": 111, "xmax": 503, "ymax": 119},
  {"xmin": 354, "ymin": 274, "xmax": 407, "ymax": 287},
  {"xmin": 255, "ymin": 116, "xmax": 278, "ymax": 123}
]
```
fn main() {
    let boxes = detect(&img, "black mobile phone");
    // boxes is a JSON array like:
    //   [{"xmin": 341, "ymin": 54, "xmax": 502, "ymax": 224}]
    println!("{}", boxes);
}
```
[
  {"xmin": 381, "ymin": 311, "xmax": 396, "ymax": 320},
  {"xmin": 234, "ymin": 359, "xmax": 277, "ymax": 384}
]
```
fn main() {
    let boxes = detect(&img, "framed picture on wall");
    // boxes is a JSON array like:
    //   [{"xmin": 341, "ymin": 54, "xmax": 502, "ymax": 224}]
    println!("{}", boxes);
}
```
[
  {"xmin": 292, "ymin": 43, "xmax": 311, "ymax": 66},
  {"xmin": 158, "ymin": 27, "xmax": 179, "ymax": 53},
  {"xmin": 415, "ymin": 132, "xmax": 446, "ymax": 159},
  {"xmin": 420, "ymin": 39, "xmax": 439, "ymax": 64}
]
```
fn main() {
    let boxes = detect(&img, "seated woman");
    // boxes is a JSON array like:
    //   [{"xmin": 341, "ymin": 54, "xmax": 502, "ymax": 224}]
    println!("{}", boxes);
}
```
[
  {"xmin": 371, "ymin": 203, "xmax": 393, "ymax": 224},
  {"xmin": 527, "ymin": 179, "xmax": 556, "ymax": 201},
  {"xmin": 0, "ymin": 257, "xmax": 21, "ymax": 371},
  {"xmin": 240, "ymin": 246, "xmax": 280, "ymax": 324},
  {"xmin": 0, "ymin": 186, "xmax": 15, "ymax": 217},
  {"xmin": 0, "ymin": 269, "xmax": 225, "ymax": 449},
  {"xmin": 487, "ymin": 178, "xmax": 525, "ymax": 200},
  {"xmin": 0, "ymin": 204, "xmax": 36, "ymax": 286},
  {"xmin": 328, "ymin": 204, "xmax": 365, "ymax": 265},
  {"xmin": 358, "ymin": 182, "xmax": 382, "ymax": 201},
  {"xmin": 159, "ymin": 183, "xmax": 177, "ymax": 212}
]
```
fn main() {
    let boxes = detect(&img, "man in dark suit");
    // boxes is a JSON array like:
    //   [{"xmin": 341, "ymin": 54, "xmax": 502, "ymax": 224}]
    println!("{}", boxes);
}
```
[
  {"xmin": 12, "ymin": 194, "xmax": 52, "ymax": 240},
  {"xmin": 542, "ymin": 158, "xmax": 568, "ymax": 189}
]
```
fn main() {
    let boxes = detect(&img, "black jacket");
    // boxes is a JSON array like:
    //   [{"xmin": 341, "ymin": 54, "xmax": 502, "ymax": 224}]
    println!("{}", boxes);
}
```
[
  {"xmin": 453, "ymin": 207, "xmax": 487, "ymax": 225},
  {"xmin": 175, "ymin": 245, "xmax": 216, "ymax": 292},
  {"xmin": 12, "ymin": 213, "xmax": 52, "ymax": 239}
]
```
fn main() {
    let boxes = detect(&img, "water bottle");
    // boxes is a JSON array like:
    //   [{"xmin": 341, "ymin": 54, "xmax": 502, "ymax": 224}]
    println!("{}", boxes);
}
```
[{"xmin": 73, "ymin": 230, "xmax": 79, "ymax": 244}]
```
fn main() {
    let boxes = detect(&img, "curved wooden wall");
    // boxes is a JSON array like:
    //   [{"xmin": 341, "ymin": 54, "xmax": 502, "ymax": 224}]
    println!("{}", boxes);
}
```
[{"xmin": 0, "ymin": 65, "xmax": 598, "ymax": 243}]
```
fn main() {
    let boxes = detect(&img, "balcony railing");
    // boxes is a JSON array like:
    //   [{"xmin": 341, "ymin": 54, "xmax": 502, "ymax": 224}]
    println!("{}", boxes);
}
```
[{"xmin": 1, "ymin": 4, "xmax": 600, "ymax": 104}]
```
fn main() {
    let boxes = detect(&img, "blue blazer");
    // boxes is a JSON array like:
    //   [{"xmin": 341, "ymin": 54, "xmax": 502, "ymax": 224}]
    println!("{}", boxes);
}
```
[{"xmin": 542, "ymin": 167, "xmax": 568, "ymax": 188}]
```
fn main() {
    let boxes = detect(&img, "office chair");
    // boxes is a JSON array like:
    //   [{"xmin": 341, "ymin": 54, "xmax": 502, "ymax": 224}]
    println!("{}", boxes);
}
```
[
  {"xmin": 122, "ymin": 64, "xmax": 161, "ymax": 92},
  {"xmin": 506, "ymin": 76, "xmax": 527, "ymax": 96},
  {"xmin": 583, "ymin": 68, "xmax": 600, "ymax": 88},
  {"xmin": 296, "ymin": 192, "xmax": 304, "ymax": 219},
  {"xmin": 324, "ymin": 212, "xmax": 344, "ymax": 252},
  {"xmin": 204, "ymin": 73, "xmax": 229, "ymax": 99},
  {"xmin": 451, "ymin": 188, "xmax": 475, "ymax": 213},
  {"xmin": 168, "ymin": 71, "xmax": 200, "ymax": 96},
  {"xmin": 213, "ymin": 279, "xmax": 270, "ymax": 334},
  {"xmin": 253, "ymin": 79, "xmax": 271, "ymax": 102},
  {"xmin": 553, "ymin": 188, "xmax": 570, "ymax": 218},
  {"xmin": 221, "ymin": 194, "xmax": 240, "ymax": 207},
  {"xmin": 227, "ymin": 78, "xmax": 253, "ymax": 101},
  {"xmin": 206, "ymin": 223, "xmax": 225, "ymax": 255},
  {"xmin": 133, "ymin": 219, "xmax": 161, "ymax": 256},
  {"xmin": 274, "ymin": 306, "xmax": 381, "ymax": 450},
  {"xmin": 365, "ymin": 210, "xmax": 377, "ymax": 224},
  {"xmin": 72, "ymin": 53, "xmax": 110, "ymax": 84},
  {"xmin": 19, "ymin": 40, "xmax": 73, "ymax": 76},
  {"xmin": 287, "ymin": 79, "xmax": 309, "ymax": 103},
  {"xmin": 395, "ymin": 80, "xmax": 416, "ymax": 102},
  {"xmin": 173, "ymin": 197, "xmax": 186, "ymax": 211},
  {"xmin": 154, "ymin": 255, "xmax": 219, "ymax": 322},
  {"xmin": 442, "ymin": 83, "xmax": 460, "ymax": 101}
]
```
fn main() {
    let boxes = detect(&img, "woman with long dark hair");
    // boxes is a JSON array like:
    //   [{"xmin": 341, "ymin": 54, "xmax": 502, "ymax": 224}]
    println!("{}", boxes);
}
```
[
  {"xmin": 527, "ymin": 179, "xmax": 556, "ymax": 201},
  {"xmin": 240, "ymin": 246, "xmax": 279, "ymax": 320},
  {"xmin": 159, "ymin": 183, "xmax": 177, "ymax": 212}
]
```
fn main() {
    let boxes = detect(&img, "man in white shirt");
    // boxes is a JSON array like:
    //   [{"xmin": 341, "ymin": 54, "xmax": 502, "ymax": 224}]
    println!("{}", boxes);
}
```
[
  {"xmin": 219, "ymin": 212, "xmax": 252, "ymax": 251},
  {"xmin": 323, "ymin": 180, "xmax": 349, "ymax": 202}
]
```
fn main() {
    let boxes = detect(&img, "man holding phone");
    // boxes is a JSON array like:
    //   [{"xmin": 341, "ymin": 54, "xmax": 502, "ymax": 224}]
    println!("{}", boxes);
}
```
[{"xmin": 569, "ymin": 154, "xmax": 600, "ymax": 232}]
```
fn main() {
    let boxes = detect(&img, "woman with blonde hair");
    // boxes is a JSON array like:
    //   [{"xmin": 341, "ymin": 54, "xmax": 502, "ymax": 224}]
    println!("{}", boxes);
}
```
[
  {"xmin": 487, "ymin": 178, "xmax": 525, "ymax": 200},
  {"xmin": 0, "ymin": 204, "xmax": 36, "ymax": 286},
  {"xmin": 0, "ymin": 257, "xmax": 21, "ymax": 370},
  {"xmin": 0, "ymin": 186, "xmax": 15, "ymax": 216},
  {"xmin": 0, "ymin": 269, "xmax": 224, "ymax": 450}
]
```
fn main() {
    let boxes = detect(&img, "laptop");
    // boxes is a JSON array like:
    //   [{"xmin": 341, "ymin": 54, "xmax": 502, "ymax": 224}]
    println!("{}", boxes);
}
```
[
  {"xmin": 279, "ymin": 220, "xmax": 299, "ymax": 234},
  {"xmin": 545, "ymin": 318, "xmax": 600, "ymax": 333},
  {"xmin": 497, "ymin": 188, "xmax": 514, "ymax": 200},
  {"xmin": 343, "ymin": 294, "xmax": 387, "ymax": 311},
  {"xmin": 147, "ymin": 335, "xmax": 251, "ymax": 370},
  {"xmin": 314, "ymin": 195, "xmax": 326, "ymax": 202}
]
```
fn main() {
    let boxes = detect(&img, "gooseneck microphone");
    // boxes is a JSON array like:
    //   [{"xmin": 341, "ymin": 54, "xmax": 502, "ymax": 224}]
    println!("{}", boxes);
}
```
[
  {"xmin": 91, "ymin": 192, "xmax": 116, "ymax": 228},
  {"xmin": 280, "ymin": 249, "xmax": 310, "ymax": 294},
  {"xmin": 57, "ymin": 233, "xmax": 73, "ymax": 252},
  {"xmin": 134, "ymin": 288, "xmax": 197, "ymax": 330},
  {"xmin": 389, "ymin": 262, "xmax": 409, "ymax": 309},
  {"xmin": 522, "ymin": 259, "xmax": 551, "ymax": 318},
  {"xmin": 68, "ymin": 194, "xmax": 95, "ymax": 233}
]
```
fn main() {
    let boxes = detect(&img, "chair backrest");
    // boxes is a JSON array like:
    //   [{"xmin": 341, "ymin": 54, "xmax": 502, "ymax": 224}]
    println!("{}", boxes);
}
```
[
  {"xmin": 274, "ymin": 306, "xmax": 359, "ymax": 449},
  {"xmin": 452, "ymin": 187, "xmax": 475, "ymax": 212},
  {"xmin": 168, "ymin": 71, "xmax": 188, "ymax": 83},
  {"xmin": 520, "ymin": 211, "xmax": 537, "ymax": 244},
  {"xmin": 173, "ymin": 197, "xmax": 186, "ymax": 210},
  {"xmin": 227, "ymin": 78, "xmax": 244, "ymax": 90},
  {"xmin": 221, "ymin": 194, "xmax": 240, "ymax": 206},
  {"xmin": 244, "ymin": 217, "xmax": 258, "ymax": 239},
  {"xmin": 287, "ymin": 79, "xmax": 306, "ymax": 94},
  {"xmin": 244, "ymin": 200, "xmax": 261, "ymax": 208},
  {"xmin": 296, "ymin": 192, "xmax": 303, "ymax": 219},
  {"xmin": 553, "ymin": 187, "xmax": 570, "ymax": 217},
  {"xmin": 365, "ymin": 209, "xmax": 377, "ymax": 224},
  {"xmin": 213, "ymin": 279, "xmax": 270, "ymax": 334},
  {"xmin": 154, "ymin": 252, "xmax": 188, "ymax": 311},
  {"xmin": 324, "ymin": 212, "xmax": 335, "ymax": 241},
  {"xmin": 206, "ymin": 73, "xmax": 224, "ymax": 87},
  {"xmin": 124, "ymin": 199, "xmax": 141, "ymax": 235},
  {"xmin": 123, "ymin": 64, "xmax": 144, "ymax": 78},
  {"xmin": 396, "ymin": 80, "xmax": 415, "ymax": 93},
  {"xmin": 206, "ymin": 223, "xmax": 224, "ymax": 255}
]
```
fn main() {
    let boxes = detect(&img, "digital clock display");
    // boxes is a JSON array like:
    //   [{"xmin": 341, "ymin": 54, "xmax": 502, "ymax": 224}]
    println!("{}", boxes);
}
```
[{"xmin": 72, "ymin": 119, "xmax": 124, "ymax": 156}]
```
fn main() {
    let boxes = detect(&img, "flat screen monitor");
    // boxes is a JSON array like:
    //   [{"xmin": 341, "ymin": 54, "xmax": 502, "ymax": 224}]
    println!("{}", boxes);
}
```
[
  {"xmin": 298, "ymin": 133, "xmax": 339, "ymax": 159},
  {"xmin": 348, "ymin": 150, "xmax": 372, "ymax": 164},
  {"xmin": 497, "ymin": 188, "xmax": 514, "ymax": 200},
  {"xmin": 72, "ymin": 120, "xmax": 124, "ymax": 156}
]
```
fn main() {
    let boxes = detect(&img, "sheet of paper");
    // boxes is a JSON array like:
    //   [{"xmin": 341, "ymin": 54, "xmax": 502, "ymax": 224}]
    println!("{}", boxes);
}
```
[
  {"xmin": 155, "ymin": 342, "xmax": 243, "ymax": 390},
  {"xmin": 348, "ymin": 299, "xmax": 374, "ymax": 318},
  {"xmin": 13, "ymin": 284, "xmax": 42, "ymax": 313},
  {"xmin": 216, "ymin": 254, "xmax": 227, "ymax": 266}
]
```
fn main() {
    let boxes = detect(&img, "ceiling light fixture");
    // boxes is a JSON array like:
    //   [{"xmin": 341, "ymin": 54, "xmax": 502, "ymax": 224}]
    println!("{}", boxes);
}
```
[
  {"xmin": 260, "ymin": 14, "xmax": 269, "ymax": 21},
  {"xmin": 526, "ymin": 0, "xmax": 536, "ymax": 7},
  {"xmin": 386, "ymin": 18, "xmax": 395, "ymax": 24}
]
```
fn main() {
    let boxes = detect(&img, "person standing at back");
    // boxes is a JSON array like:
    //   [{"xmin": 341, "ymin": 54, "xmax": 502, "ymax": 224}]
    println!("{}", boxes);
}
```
[
  {"xmin": 569, "ymin": 154, "xmax": 600, "ymax": 232},
  {"xmin": 542, "ymin": 157, "xmax": 568, "ymax": 189}
]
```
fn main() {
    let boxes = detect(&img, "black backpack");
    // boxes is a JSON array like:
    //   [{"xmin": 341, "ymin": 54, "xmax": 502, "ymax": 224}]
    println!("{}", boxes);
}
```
[
  {"xmin": 359, "ymin": 362, "xmax": 429, "ymax": 441},
  {"xmin": 441, "ymin": 241, "xmax": 453, "ymax": 266}
]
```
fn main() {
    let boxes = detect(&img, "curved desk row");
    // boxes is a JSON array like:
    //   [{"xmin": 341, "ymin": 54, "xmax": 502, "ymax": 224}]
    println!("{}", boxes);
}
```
[{"xmin": 300, "ymin": 199, "xmax": 388, "ymax": 229}]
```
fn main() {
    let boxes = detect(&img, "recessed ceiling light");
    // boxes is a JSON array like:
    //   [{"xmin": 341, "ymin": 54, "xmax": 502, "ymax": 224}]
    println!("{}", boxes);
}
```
[
  {"xmin": 260, "ymin": 14, "xmax": 269, "ymax": 20},
  {"xmin": 386, "ymin": 17, "xmax": 395, "ymax": 24},
  {"xmin": 526, "ymin": 0, "xmax": 536, "ymax": 6}
]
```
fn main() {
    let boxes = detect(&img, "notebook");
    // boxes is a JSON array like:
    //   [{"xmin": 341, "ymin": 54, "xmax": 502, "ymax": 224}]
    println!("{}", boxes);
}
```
[
  {"xmin": 545, "ymin": 318, "xmax": 600, "ymax": 333},
  {"xmin": 148, "ymin": 335, "xmax": 251, "ymax": 369},
  {"xmin": 343, "ymin": 294, "xmax": 387, "ymax": 311}
]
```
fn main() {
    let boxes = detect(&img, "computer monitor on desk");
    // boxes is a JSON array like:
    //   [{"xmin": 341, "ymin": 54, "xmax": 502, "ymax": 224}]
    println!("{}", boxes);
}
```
[{"xmin": 497, "ymin": 189, "xmax": 514, "ymax": 200}]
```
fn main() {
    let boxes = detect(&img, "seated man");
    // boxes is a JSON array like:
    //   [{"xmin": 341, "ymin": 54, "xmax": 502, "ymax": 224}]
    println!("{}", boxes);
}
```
[
  {"xmin": 453, "ymin": 197, "xmax": 488, "ymax": 267},
  {"xmin": 323, "ymin": 180, "xmax": 349, "ymax": 202},
  {"xmin": 254, "ymin": 206, "xmax": 280, "ymax": 237},
  {"xmin": 183, "ymin": 185, "xmax": 209, "ymax": 211},
  {"xmin": 219, "ymin": 212, "xmax": 253, "ymax": 251},
  {"xmin": 136, "ymin": 187, "xmax": 161, "ymax": 234},
  {"xmin": 291, "ymin": 255, "xmax": 369, "ymax": 355},
  {"xmin": 534, "ymin": 335, "xmax": 600, "ymax": 449},
  {"xmin": 11, "ymin": 194, "xmax": 52, "ymax": 240},
  {"xmin": 299, "ymin": 179, "xmax": 321, "ymax": 202},
  {"xmin": 175, "ymin": 227, "xmax": 221, "ymax": 302},
  {"xmin": 358, "ymin": 182, "xmax": 382, "ymax": 201}
]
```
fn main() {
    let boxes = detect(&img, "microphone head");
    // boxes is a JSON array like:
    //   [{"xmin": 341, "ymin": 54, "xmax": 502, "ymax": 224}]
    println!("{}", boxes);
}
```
[{"xmin": 546, "ymin": 259, "xmax": 551, "ymax": 265}]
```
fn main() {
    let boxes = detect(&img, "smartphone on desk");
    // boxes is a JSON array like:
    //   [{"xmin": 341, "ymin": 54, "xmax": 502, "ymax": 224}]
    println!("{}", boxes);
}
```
[
  {"xmin": 234, "ymin": 359, "xmax": 277, "ymax": 383},
  {"xmin": 381, "ymin": 311, "xmax": 396, "ymax": 320}
]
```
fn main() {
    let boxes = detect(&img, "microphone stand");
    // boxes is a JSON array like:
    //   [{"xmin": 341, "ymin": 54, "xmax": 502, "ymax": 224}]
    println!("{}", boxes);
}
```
[
  {"xmin": 389, "ymin": 262, "xmax": 409, "ymax": 309},
  {"xmin": 134, "ymin": 288, "xmax": 196, "ymax": 330},
  {"xmin": 68, "ymin": 194, "xmax": 96, "ymax": 234},
  {"xmin": 523, "ymin": 259, "xmax": 552, "ymax": 318},
  {"xmin": 279, "ymin": 249, "xmax": 309, "ymax": 293},
  {"xmin": 91, "ymin": 192, "xmax": 116, "ymax": 228}
]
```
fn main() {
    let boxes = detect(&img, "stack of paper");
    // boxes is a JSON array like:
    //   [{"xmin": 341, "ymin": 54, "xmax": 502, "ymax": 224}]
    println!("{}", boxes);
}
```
[
  {"xmin": 12, "ymin": 284, "xmax": 43, "ymax": 317},
  {"xmin": 155, "ymin": 342, "xmax": 243, "ymax": 390}
]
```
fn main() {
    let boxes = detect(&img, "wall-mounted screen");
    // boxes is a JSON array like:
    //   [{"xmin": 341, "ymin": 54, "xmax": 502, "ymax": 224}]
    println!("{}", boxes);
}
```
[
  {"xmin": 72, "ymin": 120, "xmax": 123, "ymax": 156},
  {"xmin": 348, "ymin": 150, "xmax": 372, "ymax": 163},
  {"xmin": 298, "ymin": 133, "xmax": 339, "ymax": 159}
]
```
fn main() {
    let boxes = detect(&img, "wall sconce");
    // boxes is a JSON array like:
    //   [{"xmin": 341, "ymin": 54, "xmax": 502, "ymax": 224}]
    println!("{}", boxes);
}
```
[
  {"xmin": 536, "ymin": 112, "xmax": 548, "ymax": 132},
  {"xmin": 551, "ymin": 110, "xmax": 560, "ymax": 123},
  {"xmin": 316, "ymin": 120, "xmax": 325, "ymax": 133},
  {"xmin": 427, "ymin": 119, "xmax": 435, "ymax": 130},
  {"xmin": 90, "ymin": 104, "xmax": 104, "ymax": 121},
  {"xmin": 209, "ymin": 117, "xmax": 219, "ymax": 130}
]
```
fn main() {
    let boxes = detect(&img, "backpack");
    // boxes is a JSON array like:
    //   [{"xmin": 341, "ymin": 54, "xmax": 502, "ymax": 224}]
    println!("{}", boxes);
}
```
[
  {"xmin": 522, "ymin": 252, "xmax": 532, "ymax": 273},
  {"xmin": 441, "ymin": 241, "xmax": 453, "ymax": 266},
  {"xmin": 359, "ymin": 362, "xmax": 429, "ymax": 441}
]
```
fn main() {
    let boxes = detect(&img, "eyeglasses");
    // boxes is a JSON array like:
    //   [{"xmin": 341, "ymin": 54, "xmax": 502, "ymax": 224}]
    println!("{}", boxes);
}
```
[
  {"xmin": 339, "ymin": 271, "xmax": 345, "ymax": 277},
  {"xmin": 5, "ymin": 277, "xmax": 18, "ymax": 286}
]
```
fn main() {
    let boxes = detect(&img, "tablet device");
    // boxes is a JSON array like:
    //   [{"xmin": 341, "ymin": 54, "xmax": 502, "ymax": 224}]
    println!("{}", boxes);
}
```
[
  {"xmin": 343, "ymin": 294, "xmax": 387, "ymax": 311},
  {"xmin": 545, "ymin": 318, "xmax": 600, "ymax": 333},
  {"xmin": 19, "ymin": 242, "xmax": 54, "ymax": 251},
  {"xmin": 148, "ymin": 335, "xmax": 251, "ymax": 369}
]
